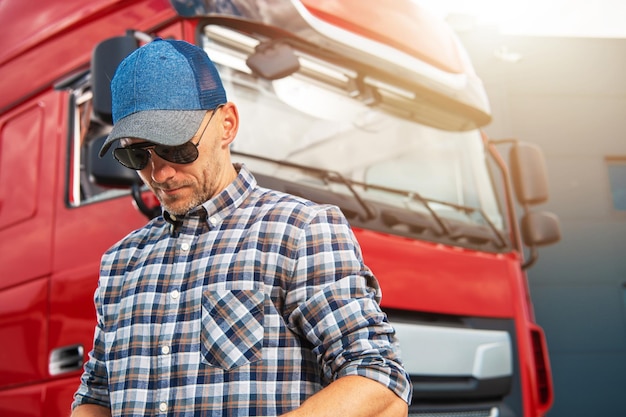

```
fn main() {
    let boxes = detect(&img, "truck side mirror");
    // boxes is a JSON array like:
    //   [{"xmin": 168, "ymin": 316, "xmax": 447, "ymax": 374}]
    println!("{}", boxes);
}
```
[
  {"xmin": 88, "ymin": 136, "xmax": 161, "ymax": 219},
  {"xmin": 88, "ymin": 135, "xmax": 141, "ymax": 187},
  {"xmin": 510, "ymin": 142, "xmax": 549, "ymax": 206},
  {"xmin": 91, "ymin": 35, "xmax": 138, "ymax": 124},
  {"xmin": 520, "ymin": 211, "xmax": 561, "ymax": 247}
]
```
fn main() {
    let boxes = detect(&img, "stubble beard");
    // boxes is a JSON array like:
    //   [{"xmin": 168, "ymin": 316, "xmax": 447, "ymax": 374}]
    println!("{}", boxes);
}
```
[{"xmin": 155, "ymin": 166, "xmax": 216, "ymax": 216}]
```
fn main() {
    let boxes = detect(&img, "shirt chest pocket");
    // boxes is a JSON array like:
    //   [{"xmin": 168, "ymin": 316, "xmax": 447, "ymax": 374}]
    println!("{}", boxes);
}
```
[{"xmin": 201, "ymin": 289, "xmax": 265, "ymax": 370}]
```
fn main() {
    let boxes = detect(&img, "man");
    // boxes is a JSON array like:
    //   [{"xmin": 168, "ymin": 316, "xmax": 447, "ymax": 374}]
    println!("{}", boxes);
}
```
[{"xmin": 72, "ymin": 38, "xmax": 411, "ymax": 417}]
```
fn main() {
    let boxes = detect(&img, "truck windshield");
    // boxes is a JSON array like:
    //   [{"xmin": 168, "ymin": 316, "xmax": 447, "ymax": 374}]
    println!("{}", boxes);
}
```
[{"xmin": 201, "ymin": 25, "xmax": 505, "ymax": 245}]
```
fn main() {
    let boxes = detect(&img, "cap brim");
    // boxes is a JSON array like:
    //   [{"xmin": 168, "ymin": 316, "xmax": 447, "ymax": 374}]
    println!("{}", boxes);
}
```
[{"xmin": 99, "ymin": 110, "xmax": 207, "ymax": 157}]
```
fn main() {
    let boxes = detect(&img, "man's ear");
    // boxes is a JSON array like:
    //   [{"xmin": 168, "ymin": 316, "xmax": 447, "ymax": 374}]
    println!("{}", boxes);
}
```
[{"xmin": 220, "ymin": 102, "xmax": 239, "ymax": 147}]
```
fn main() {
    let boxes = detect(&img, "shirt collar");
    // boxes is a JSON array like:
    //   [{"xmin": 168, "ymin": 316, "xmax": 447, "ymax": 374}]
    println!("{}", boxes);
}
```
[
  {"xmin": 200, "ymin": 164, "xmax": 256, "ymax": 228},
  {"xmin": 162, "ymin": 164, "xmax": 255, "ymax": 231}
]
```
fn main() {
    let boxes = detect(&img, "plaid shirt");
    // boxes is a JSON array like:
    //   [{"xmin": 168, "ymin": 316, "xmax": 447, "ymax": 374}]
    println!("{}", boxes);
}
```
[{"xmin": 73, "ymin": 164, "xmax": 412, "ymax": 416}]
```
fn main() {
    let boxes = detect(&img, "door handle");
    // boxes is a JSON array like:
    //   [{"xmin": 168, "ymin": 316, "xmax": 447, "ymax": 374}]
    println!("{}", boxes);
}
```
[{"xmin": 49, "ymin": 344, "xmax": 84, "ymax": 376}]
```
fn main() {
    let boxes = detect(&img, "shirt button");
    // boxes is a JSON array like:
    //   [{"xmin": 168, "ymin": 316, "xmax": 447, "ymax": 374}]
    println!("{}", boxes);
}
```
[
  {"xmin": 159, "ymin": 402, "xmax": 168, "ymax": 412},
  {"xmin": 209, "ymin": 216, "xmax": 217, "ymax": 226},
  {"xmin": 161, "ymin": 345, "xmax": 170, "ymax": 355},
  {"xmin": 170, "ymin": 290, "xmax": 180, "ymax": 299},
  {"xmin": 180, "ymin": 242, "xmax": 190, "ymax": 251}
]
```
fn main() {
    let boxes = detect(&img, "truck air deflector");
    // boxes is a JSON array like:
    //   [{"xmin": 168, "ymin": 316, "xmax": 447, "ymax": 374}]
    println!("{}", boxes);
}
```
[{"xmin": 170, "ymin": 0, "xmax": 492, "ymax": 130}]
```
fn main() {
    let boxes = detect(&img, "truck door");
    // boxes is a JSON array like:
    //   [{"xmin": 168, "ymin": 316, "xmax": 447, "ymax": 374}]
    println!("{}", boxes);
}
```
[
  {"xmin": 0, "ymin": 91, "xmax": 58, "ymax": 416},
  {"xmin": 44, "ymin": 76, "xmax": 152, "ymax": 414}
]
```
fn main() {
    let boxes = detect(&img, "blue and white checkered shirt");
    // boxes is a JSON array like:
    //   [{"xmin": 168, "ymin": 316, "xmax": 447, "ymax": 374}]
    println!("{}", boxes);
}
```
[{"xmin": 73, "ymin": 164, "xmax": 412, "ymax": 416}]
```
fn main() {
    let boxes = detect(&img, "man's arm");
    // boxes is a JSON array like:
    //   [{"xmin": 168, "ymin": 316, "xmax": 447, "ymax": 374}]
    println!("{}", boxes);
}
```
[
  {"xmin": 72, "ymin": 284, "xmax": 112, "ymax": 412},
  {"xmin": 70, "ymin": 404, "xmax": 112, "ymax": 417},
  {"xmin": 286, "ymin": 207, "xmax": 413, "ymax": 411},
  {"xmin": 282, "ymin": 375, "xmax": 408, "ymax": 417}
]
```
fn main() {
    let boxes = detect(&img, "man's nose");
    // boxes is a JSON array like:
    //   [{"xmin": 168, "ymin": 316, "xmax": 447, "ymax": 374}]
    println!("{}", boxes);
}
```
[{"xmin": 149, "ymin": 151, "xmax": 177, "ymax": 183}]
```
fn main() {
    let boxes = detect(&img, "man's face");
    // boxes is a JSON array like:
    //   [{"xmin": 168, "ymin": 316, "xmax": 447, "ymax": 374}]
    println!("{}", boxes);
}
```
[{"xmin": 121, "ymin": 104, "xmax": 238, "ymax": 215}]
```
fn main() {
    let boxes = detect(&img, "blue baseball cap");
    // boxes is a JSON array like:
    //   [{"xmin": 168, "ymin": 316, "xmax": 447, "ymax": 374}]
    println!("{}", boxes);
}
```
[{"xmin": 99, "ymin": 38, "xmax": 227, "ymax": 157}]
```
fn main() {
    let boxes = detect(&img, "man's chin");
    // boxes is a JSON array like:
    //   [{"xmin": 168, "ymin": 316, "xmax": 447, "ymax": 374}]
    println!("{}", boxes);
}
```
[
  {"xmin": 160, "ymin": 196, "xmax": 205, "ymax": 217},
  {"xmin": 158, "ymin": 198, "xmax": 188, "ymax": 216},
  {"xmin": 162, "ymin": 204, "xmax": 192, "ymax": 216}
]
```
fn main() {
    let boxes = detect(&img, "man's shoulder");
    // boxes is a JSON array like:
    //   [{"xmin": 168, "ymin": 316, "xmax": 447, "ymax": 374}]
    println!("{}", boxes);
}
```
[
  {"xmin": 104, "ymin": 216, "xmax": 168, "ymax": 255},
  {"xmin": 252, "ymin": 185, "xmax": 326, "ymax": 212},
  {"xmin": 248, "ymin": 185, "xmax": 347, "ymax": 228}
]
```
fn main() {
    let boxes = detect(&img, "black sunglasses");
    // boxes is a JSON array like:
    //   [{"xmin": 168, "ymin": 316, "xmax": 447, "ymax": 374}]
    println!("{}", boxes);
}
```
[{"xmin": 113, "ymin": 107, "xmax": 221, "ymax": 170}]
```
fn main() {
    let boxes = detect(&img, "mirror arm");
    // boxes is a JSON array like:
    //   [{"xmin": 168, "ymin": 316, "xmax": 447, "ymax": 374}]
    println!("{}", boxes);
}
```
[
  {"xmin": 520, "ymin": 201, "xmax": 537, "ymax": 270},
  {"xmin": 131, "ymin": 183, "xmax": 160, "ymax": 220},
  {"xmin": 522, "ymin": 245, "xmax": 539, "ymax": 270}
]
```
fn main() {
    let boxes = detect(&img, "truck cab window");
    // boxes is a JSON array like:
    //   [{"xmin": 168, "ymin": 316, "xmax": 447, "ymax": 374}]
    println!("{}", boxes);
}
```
[
  {"xmin": 67, "ymin": 83, "xmax": 127, "ymax": 207},
  {"xmin": 606, "ymin": 156, "xmax": 626, "ymax": 211}
]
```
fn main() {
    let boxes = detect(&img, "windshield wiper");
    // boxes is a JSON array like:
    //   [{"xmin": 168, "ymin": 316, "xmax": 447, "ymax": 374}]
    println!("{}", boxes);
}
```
[
  {"xmin": 442, "ymin": 205, "xmax": 507, "ymax": 248},
  {"xmin": 232, "ymin": 150, "xmax": 506, "ymax": 248},
  {"xmin": 359, "ymin": 181, "xmax": 506, "ymax": 248},
  {"xmin": 233, "ymin": 151, "xmax": 376, "ymax": 220}
]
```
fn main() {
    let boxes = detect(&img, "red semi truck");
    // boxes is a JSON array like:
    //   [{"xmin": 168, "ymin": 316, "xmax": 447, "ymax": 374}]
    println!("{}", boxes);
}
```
[{"xmin": 0, "ymin": 0, "xmax": 561, "ymax": 416}]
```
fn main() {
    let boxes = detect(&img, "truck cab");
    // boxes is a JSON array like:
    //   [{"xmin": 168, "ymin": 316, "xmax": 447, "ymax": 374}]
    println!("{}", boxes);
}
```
[{"xmin": 0, "ymin": 1, "xmax": 559, "ymax": 416}]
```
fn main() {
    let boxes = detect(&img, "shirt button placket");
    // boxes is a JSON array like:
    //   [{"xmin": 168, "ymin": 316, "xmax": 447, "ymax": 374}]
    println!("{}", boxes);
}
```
[{"xmin": 156, "ymin": 239, "xmax": 189, "ymax": 414}]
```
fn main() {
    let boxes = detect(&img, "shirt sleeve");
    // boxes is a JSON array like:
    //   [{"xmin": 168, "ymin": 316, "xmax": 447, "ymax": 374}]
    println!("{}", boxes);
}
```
[
  {"xmin": 285, "ymin": 205, "xmax": 413, "ymax": 404},
  {"xmin": 71, "ymin": 284, "xmax": 112, "ymax": 410}
]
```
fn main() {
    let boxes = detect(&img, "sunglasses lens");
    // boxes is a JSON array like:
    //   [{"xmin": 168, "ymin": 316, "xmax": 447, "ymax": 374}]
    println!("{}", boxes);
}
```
[
  {"xmin": 113, "ymin": 138, "xmax": 200, "ymax": 170},
  {"xmin": 113, "ymin": 148, "xmax": 150, "ymax": 170},
  {"xmin": 155, "ymin": 142, "xmax": 199, "ymax": 165}
]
